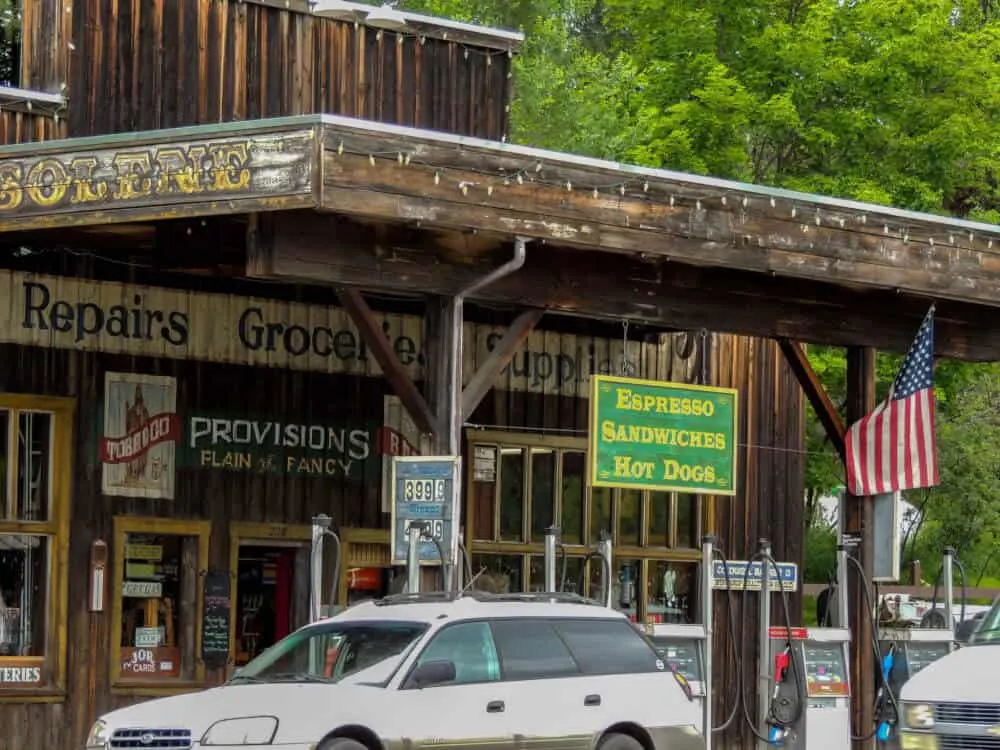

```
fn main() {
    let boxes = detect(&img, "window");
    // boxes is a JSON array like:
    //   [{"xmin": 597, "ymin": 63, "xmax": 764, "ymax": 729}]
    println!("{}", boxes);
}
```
[
  {"xmin": 0, "ymin": 395, "xmax": 72, "ymax": 695},
  {"xmin": 466, "ymin": 431, "xmax": 706, "ymax": 624},
  {"xmin": 646, "ymin": 561, "xmax": 697, "ymax": 624},
  {"xmin": 0, "ymin": 1, "xmax": 21, "ymax": 88},
  {"xmin": 411, "ymin": 622, "xmax": 499, "ymax": 685},
  {"xmin": 551, "ymin": 619, "xmax": 663, "ymax": 675},
  {"xmin": 233, "ymin": 620, "xmax": 427, "ymax": 684},
  {"xmin": 111, "ymin": 517, "xmax": 210, "ymax": 687},
  {"xmin": 490, "ymin": 619, "xmax": 579, "ymax": 681}
]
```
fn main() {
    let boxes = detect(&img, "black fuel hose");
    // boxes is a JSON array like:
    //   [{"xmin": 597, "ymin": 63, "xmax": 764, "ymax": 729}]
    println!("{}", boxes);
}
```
[
  {"xmin": 842, "ymin": 553, "xmax": 899, "ymax": 743},
  {"xmin": 930, "ymin": 554, "xmax": 968, "ymax": 628},
  {"xmin": 557, "ymin": 543, "xmax": 569, "ymax": 592},
  {"xmin": 580, "ymin": 549, "xmax": 613, "ymax": 603},
  {"xmin": 737, "ymin": 549, "xmax": 806, "ymax": 744},
  {"xmin": 709, "ymin": 546, "xmax": 741, "ymax": 734}
]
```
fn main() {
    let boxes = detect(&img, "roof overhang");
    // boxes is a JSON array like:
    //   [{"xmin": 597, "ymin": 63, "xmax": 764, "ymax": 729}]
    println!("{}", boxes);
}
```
[{"xmin": 1, "ymin": 114, "xmax": 998, "ymax": 359}]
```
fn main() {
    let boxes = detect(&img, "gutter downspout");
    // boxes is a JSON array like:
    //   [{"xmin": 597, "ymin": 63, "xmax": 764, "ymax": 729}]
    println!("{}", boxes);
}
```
[
  {"xmin": 444, "ymin": 236, "xmax": 529, "ymax": 592},
  {"xmin": 446, "ymin": 235, "xmax": 530, "ymax": 455}
]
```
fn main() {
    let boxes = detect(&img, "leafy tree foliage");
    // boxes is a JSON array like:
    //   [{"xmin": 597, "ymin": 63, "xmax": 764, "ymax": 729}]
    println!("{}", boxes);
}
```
[{"xmin": 394, "ymin": 0, "xmax": 1000, "ymax": 580}]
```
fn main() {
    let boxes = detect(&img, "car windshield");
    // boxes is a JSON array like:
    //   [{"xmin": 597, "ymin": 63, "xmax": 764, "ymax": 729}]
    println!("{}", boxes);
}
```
[
  {"xmin": 969, "ymin": 599, "xmax": 1000, "ymax": 645},
  {"xmin": 230, "ymin": 620, "xmax": 429, "ymax": 684}
]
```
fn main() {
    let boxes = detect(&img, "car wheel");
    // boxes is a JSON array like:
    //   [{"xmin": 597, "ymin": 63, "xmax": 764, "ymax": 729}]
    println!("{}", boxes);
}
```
[
  {"xmin": 319, "ymin": 738, "xmax": 370, "ymax": 750},
  {"xmin": 598, "ymin": 732, "xmax": 645, "ymax": 750}
]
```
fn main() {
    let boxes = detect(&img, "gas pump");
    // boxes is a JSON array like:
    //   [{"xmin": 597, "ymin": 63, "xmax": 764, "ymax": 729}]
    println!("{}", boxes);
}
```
[
  {"xmin": 309, "ymin": 514, "xmax": 342, "ymax": 623},
  {"xmin": 874, "ymin": 547, "xmax": 965, "ymax": 748},
  {"xmin": 765, "ymin": 626, "xmax": 853, "ymax": 750},
  {"xmin": 643, "ymin": 536, "xmax": 717, "ymax": 750}
]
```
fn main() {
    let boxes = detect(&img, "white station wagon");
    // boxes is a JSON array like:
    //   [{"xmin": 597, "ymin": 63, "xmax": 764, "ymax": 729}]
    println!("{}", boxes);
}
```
[{"xmin": 85, "ymin": 591, "xmax": 705, "ymax": 750}]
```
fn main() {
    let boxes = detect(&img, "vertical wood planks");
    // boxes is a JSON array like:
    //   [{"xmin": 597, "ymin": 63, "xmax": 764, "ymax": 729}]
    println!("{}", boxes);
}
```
[{"xmin": 66, "ymin": 0, "xmax": 512, "ymax": 139}]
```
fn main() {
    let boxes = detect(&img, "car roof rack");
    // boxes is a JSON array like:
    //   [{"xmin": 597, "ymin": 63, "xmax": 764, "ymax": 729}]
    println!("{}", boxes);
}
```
[
  {"xmin": 372, "ymin": 589, "xmax": 604, "ymax": 607},
  {"xmin": 463, "ymin": 590, "xmax": 604, "ymax": 605}
]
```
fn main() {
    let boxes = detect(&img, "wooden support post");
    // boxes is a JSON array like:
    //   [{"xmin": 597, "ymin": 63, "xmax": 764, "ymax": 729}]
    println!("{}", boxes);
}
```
[
  {"xmin": 777, "ymin": 338, "xmax": 847, "ymax": 461},
  {"xmin": 337, "ymin": 289, "xmax": 437, "ymax": 436},
  {"xmin": 462, "ymin": 309, "xmax": 544, "ymax": 420},
  {"xmin": 845, "ymin": 346, "xmax": 877, "ymax": 750}
]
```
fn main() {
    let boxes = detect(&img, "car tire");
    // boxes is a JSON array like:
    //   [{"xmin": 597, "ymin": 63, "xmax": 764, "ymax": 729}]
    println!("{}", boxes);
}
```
[
  {"xmin": 598, "ymin": 732, "xmax": 645, "ymax": 750},
  {"xmin": 319, "ymin": 738, "xmax": 370, "ymax": 750}
]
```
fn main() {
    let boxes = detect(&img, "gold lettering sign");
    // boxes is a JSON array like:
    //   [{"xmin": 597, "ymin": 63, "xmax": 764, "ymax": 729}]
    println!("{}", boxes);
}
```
[{"xmin": 0, "ymin": 130, "xmax": 314, "ymax": 221}]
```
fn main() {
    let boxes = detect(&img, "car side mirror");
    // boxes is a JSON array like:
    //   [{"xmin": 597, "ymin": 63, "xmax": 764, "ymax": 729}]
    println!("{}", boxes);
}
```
[{"xmin": 408, "ymin": 660, "xmax": 457, "ymax": 688}]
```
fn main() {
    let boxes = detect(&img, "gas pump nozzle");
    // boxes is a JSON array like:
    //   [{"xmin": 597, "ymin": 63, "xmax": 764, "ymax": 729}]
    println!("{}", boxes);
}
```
[{"xmin": 767, "ymin": 645, "xmax": 794, "ymax": 745}]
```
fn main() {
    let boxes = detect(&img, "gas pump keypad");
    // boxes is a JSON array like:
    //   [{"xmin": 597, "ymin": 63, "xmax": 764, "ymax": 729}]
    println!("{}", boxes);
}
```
[{"xmin": 650, "ymin": 637, "xmax": 702, "ymax": 684}]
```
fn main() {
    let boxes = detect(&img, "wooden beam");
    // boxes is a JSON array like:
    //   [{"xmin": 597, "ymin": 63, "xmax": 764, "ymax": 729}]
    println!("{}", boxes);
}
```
[
  {"xmin": 318, "ymin": 148, "xmax": 1000, "ymax": 308},
  {"xmin": 462, "ymin": 309, "xmax": 544, "ymax": 419},
  {"xmin": 248, "ymin": 212, "xmax": 1000, "ymax": 361},
  {"xmin": 845, "ymin": 346, "xmax": 877, "ymax": 750},
  {"xmin": 777, "ymin": 339, "xmax": 847, "ymax": 461},
  {"xmin": 336, "ymin": 288, "xmax": 436, "ymax": 436}
]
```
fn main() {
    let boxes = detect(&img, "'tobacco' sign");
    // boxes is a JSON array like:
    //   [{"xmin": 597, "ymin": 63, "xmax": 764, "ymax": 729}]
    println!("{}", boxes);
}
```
[{"xmin": 588, "ymin": 375, "xmax": 739, "ymax": 495}]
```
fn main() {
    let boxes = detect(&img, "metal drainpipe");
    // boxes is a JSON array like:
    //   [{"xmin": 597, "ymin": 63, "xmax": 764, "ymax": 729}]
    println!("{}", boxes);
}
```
[
  {"xmin": 446, "ymin": 235, "xmax": 530, "ymax": 455},
  {"xmin": 443, "ymin": 236, "xmax": 529, "ymax": 591}
]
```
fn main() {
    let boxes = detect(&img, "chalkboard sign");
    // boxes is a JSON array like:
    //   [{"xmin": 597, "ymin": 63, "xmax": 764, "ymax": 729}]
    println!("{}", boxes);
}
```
[{"xmin": 201, "ymin": 571, "xmax": 231, "ymax": 669}]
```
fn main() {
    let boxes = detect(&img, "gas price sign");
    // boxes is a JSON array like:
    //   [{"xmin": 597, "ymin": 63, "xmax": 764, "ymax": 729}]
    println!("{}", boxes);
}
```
[{"xmin": 390, "ymin": 456, "xmax": 460, "ymax": 566}]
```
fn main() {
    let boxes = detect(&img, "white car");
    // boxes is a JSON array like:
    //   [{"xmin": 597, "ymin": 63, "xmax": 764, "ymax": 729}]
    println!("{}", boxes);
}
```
[{"xmin": 86, "ymin": 591, "xmax": 705, "ymax": 750}]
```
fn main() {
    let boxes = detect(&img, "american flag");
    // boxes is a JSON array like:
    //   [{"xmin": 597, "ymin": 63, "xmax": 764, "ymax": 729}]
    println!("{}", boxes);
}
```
[{"xmin": 845, "ymin": 306, "xmax": 939, "ymax": 496}]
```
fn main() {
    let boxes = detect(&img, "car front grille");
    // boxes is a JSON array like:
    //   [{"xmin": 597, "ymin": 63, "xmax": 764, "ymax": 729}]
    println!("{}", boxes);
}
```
[
  {"xmin": 935, "ymin": 703, "xmax": 1000, "ymax": 725},
  {"xmin": 940, "ymin": 738, "xmax": 1000, "ymax": 750},
  {"xmin": 109, "ymin": 728, "xmax": 193, "ymax": 749}
]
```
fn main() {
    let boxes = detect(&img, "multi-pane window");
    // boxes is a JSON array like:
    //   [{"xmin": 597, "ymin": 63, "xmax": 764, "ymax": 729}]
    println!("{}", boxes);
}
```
[
  {"xmin": 466, "ymin": 432, "xmax": 705, "ymax": 623},
  {"xmin": 0, "ymin": 1, "xmax": 21, "ymax": 88},
  {"xmin": 111, "ymin": 518, "xmax": 211, "ymax": 685},
  {"xmin": 0, "ymin": 396, "xmax": 72, "ymax": 693}
]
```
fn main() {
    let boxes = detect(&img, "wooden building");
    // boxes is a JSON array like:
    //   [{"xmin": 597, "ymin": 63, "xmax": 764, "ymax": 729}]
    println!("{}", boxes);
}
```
[{"xmin": 0, "ymin": 3, "xmax": 998, "ymax": 750}]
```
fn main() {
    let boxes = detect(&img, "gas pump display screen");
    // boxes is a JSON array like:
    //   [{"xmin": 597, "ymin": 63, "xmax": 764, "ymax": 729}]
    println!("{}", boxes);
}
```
[
  {"xmin": 906, "ymin": 643, "xmax": 950, "ymax": 676},
  {"xmin": 651, "ymin": 638, "xmax": 702, "ymax": 683},
  {"xmin": 802, "ymin": 643, "xmax": 849, "ymax": 697}
]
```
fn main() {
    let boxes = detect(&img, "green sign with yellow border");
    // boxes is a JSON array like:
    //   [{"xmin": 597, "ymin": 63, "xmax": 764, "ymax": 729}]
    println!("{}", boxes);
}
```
[{"xmin": 588, "ymin": 375, "xmax": 739, "ymax": 495}]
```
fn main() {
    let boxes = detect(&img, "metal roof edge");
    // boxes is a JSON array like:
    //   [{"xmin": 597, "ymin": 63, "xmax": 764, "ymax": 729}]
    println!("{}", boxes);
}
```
[
  {"xmin": 314, "ymin": 114, "xmax": 1000, "ymax": 238},
  {"xmin": 311, "ymin": 1, "xmax": 524, "ymax": 51}
]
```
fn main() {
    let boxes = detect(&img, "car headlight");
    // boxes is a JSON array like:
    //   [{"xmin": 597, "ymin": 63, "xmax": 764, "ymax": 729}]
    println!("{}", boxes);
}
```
[
  {"xmin": 201, "ymin": 717, "xmax": 278, "ymax": 746},
  {"xmin": 85, "ymin": 720, "xmax": 109, "ymax": 749},
  {"xmin": 904, "ymin": 703, "xmax": 935, "ymax": 729}
]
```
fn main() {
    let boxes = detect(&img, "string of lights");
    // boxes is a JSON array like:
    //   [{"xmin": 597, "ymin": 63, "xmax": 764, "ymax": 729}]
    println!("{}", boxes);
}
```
[
  {"xmin": 4, "ymin": 127, "xmax": 997, "ymax": 254},
  {"xmin": 325, "ymin": 144, "xmax": 1000, "ymax": 251}
]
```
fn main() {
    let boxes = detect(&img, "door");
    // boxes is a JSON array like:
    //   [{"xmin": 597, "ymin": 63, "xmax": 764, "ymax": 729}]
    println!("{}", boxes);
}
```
[
  {"xmin": 488, "ymin": 618, "xmax": 598, "ymax": 749},
  {"xmin": 384, "ymin": 621, "xmax": 514, "ymax": 750}
]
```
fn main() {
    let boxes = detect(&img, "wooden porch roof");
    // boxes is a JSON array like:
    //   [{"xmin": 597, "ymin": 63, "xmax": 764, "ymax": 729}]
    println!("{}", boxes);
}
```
[{"xmin": 1, "ymin": 114, "xmax": 998, "ymax": 359}]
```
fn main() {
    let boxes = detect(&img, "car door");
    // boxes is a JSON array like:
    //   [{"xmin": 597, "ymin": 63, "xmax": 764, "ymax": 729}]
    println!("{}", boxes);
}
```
[
  {"xmin": 381, "ymin": 620, "xmax": 515, "ymax": 750},
  {"xmin": 488, "ymin": 618, "xmax": 596, "ymax": 750},
  {"xmin": 550, "ymin": 618, "xmax": 700, "ymax": 732}
]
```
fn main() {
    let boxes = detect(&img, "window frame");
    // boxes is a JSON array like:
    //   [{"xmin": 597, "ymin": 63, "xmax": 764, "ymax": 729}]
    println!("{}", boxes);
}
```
[
  {"xmin": 0, "ymin": 393, "xmax": 73, "ymax": 702},
  {"xmin": 110, "ymin": 516, "xmax": 211, "ymax": 694},
  {"xmin": 399, "ymin": 620, "xmax": 501, "ymax": 690},
  {"xmin": 227, "ymin": 521, "xmax": 313, "ymax": 671},
  {"xmin": 465, "ymin": 430, "xmax": 710, "ymax": 623}
]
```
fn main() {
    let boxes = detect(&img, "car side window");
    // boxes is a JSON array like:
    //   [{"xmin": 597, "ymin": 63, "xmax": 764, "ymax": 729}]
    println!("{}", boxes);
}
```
[
  {"xmin": 552, "ymin": 619, "xmax": 663, "ymax": 675},
  {"xmin": 411, "ymin": 621, "xmax": 500, "ymax": 686},
  {"xmin": 490, "ymin": 619, "xmax": 580, "ymax": 681}
]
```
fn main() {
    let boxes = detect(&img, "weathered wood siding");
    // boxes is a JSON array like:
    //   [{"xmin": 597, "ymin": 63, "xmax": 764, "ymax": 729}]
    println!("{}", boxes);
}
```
[
  {"xmin": 0, "ymin": 111, "xmax": 66, "ymax": 146},
  {"xmin": 0, "ymin": 341, "xmax": 394, "ymax": 750},
  {"xmin": 67, "ymin": 0, "xmax": 512, "ymax": 139},
  {"xmin": 709, "ymin": 335, "xmax": 807, "ymax": 750},
  {"xmin": 22, "ymin": 0, "xmax": 74, "ymax": 93},
  {"xmin": 0, "ymin": 257, "xmax": 805, "ymax": 750}
]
